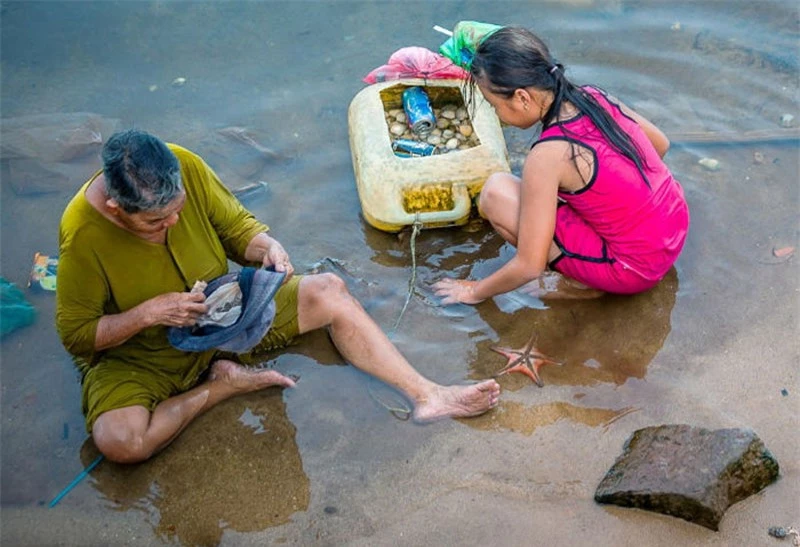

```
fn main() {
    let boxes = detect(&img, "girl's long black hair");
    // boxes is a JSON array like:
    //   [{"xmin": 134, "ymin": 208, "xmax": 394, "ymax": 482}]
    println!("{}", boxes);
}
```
[{"xmin": 469, "ymin": 26, "xmax": 651, "ymax": 188}]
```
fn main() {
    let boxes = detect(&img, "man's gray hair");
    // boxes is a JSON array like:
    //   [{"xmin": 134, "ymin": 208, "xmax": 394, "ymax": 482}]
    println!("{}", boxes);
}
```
[{"xmin": 102, "ymin": 129, "xmax": 183, "ymax": 213}]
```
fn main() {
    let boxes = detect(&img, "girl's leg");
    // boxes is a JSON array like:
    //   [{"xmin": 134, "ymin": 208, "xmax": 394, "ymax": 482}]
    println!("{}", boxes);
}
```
[
  {"xmin": 479, "ymin": 172, "xmax": 603, "ymax": 299},
  {"xmin": 478, "ymin": 172, "xmax": 525, "ymax": 247}
]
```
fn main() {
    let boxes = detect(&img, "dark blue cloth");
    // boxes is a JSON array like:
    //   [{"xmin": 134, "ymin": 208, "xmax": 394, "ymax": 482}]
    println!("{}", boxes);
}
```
[{"xmin": 167, "ymin": 267, "xmax": 285, "ymax": 353}]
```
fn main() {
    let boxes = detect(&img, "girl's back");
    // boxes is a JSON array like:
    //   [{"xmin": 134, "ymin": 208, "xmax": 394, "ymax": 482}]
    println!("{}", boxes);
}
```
[{"xmin": 537, "ymin": 87, "xmax": 689, "ymax": 281}]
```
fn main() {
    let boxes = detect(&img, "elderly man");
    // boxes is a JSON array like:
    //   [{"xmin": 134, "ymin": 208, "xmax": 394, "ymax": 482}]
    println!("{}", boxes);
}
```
[{"xmin": 56, "ymin": 129, "xmax": 499, "ymax": 464}]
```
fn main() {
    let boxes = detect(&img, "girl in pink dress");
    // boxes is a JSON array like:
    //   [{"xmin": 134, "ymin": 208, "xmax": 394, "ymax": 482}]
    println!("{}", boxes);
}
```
[{"xmin": 434, "ymin": 26, "xmax": 689, "ymax": 304}]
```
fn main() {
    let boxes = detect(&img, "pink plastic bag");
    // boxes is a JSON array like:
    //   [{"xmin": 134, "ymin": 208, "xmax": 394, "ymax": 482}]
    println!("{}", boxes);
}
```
[{"xmin": 363, "ymin": 47, "xmax": 469, "ymax": 84}]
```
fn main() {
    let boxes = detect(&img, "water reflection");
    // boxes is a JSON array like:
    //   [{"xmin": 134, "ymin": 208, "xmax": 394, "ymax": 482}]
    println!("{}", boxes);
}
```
[
  {"xmin": 465, "ymin": 400, "xmax": 637, "ymax": 435},
  {"xmin": 81, "ymin": 390, "xmax": 308, "ymax": 547},
  {"xmin": 475, "ymin": 268, "xmax": 679, "ymax": 389}
]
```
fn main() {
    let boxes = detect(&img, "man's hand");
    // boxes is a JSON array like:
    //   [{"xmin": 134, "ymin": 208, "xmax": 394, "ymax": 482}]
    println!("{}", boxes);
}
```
[
  {"xmin": 432, "ymin": 278, "xmax": 485, "ymax": 305},
  {"xmin": 145, "ymin": 291, "xmax": 208, "ymax": 327},
  {"xmin": 263, "ymin": 238, "xmax": 294, "ymax": 279},
  {"xmin": 244, "ymin": 232, "xmax": 294, "ymax": 281}
]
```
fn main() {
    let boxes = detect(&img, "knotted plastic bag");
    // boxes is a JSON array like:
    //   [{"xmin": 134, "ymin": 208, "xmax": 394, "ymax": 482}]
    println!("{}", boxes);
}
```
[
  {"xmin": 438, "ymin": 21, "xmax": 503, "ymax": 70},
  {"xmin": 363, "ymin": 46, "xmax": 468, "ymax": 84}
]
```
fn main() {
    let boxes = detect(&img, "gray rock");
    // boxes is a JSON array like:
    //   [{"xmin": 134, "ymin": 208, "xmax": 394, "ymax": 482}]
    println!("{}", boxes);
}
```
[{"xmin": 595, "ymin": 424, "xmax": 780, "ymax": 530}]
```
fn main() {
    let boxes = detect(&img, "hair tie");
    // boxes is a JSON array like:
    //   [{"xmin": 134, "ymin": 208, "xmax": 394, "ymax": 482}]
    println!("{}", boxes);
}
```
[{"xmin": 549, "ymin": 64, "xmax": 560, "ymax": 74}]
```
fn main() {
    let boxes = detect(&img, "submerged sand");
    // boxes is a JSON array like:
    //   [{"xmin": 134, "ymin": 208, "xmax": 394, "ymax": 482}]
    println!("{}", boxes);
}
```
[{"xmin": 2, "ymin": 1, "xmax": 798, "ymax": 545}]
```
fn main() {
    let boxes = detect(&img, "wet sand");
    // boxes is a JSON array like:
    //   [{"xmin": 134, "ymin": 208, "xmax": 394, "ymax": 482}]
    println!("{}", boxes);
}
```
[{"xmin": 1, "ymin": 1, "xmax": 798, "ymax": 545}]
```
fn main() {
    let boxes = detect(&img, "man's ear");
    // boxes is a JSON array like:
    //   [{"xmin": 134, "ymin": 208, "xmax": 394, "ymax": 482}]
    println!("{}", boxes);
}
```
[{"xmin": 105, "ymin": 198, "xmax": 122, "ymax": 215}]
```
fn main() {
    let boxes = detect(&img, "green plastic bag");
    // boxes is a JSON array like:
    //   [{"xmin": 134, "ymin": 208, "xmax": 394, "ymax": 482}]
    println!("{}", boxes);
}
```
[
  {"xmin": 1, "ymin": 278, "xmax": 36, "ymax": 338},
  {"xmin": 438, "ymin": 21, "xmax": 503, "ymax": 70}
]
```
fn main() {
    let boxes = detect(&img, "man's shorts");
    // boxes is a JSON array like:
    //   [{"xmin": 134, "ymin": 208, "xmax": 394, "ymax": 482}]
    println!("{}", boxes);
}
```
[{"xmin": 80, "ymin": 275, "xmax": 303, "ymax": 432}]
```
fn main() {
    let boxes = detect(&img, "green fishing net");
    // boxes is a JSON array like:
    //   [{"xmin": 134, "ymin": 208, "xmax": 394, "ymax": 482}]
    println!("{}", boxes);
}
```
[
  {"xmin": 1, "ymin": 278, "xmax": 36, "ymax": 338},
  {"xmin": 438, "ymin": 21, "xmax": 503, "ymax": 70}
]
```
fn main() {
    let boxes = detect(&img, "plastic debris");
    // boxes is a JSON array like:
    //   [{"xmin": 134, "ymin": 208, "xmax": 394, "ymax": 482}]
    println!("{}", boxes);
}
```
[
  {"xmin": 0, "ymin": 278, "xmax": 36, "ymax": 338},
  {"xmin": 28, "ymin": 252, "xmax": 58, "ymax": 291}
]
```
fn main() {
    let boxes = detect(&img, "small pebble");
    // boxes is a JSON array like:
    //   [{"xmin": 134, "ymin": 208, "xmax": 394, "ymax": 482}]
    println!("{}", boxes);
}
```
[
  {"xmin": 671, "ymin": 21, "xmax": 681, "ymax": 31},
  {"xmin": 395, "ymin": 112, "xmax": 407, "ymax": 124},
  {"xmin": 781, "ymin": 388, "xmax": 789, "ymax": 396},
  {"xmin": 171, "ymin": 77, "xmax": 187, "ymax": 87},
  {"xmin": 148, "ymin": 84, "xmax": 158, "ymax": 92},
  {"xmin": 779, "ymin": 114, "xmax": 794, "ymax": 128},
  {"xmin": 324, "ymin": 506, "xmax": 338, "ymax": 514},
  {"xmin": 390, "ymin": 123, "xmax": 406, "ymax": 136},
  {"xmin": 698, "ymin": 157, "xmax": 720, "ymax": 171},
  {"xmin": 445, "ymin": 137, "xmax": 459, "ymax": 149},
  {"xmin": 459, "ymin": 124, "xmax": 474, "ymax": 137},
  {"xmin": 753, "ymin": 151, "xmax": 765, "ymax": 164},
  {"xmin": 768, "ymin": 526, "xmax": 788, "ymax": 539}
]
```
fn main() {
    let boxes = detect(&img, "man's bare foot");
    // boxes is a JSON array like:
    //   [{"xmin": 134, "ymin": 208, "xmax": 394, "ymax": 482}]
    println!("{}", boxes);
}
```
[
  {"xmin": 208, "ymin": 360, "xmax": 296, "ymax": 395},
  {"xmin": 412, "ymin": 379, "xmax": 501, "ymax": 423}
]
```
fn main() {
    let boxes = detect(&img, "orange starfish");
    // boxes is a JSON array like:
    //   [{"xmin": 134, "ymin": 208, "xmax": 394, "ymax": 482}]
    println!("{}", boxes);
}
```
[{"xmin": 490, "ymin": 334, "xmax": 562, "ymax": 387}]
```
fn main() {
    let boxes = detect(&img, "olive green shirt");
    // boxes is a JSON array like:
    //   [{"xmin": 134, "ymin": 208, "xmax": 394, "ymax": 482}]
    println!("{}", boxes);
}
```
[{"xmin": 56, "ymin": 144, "xmax": 269, "ymax": 379}]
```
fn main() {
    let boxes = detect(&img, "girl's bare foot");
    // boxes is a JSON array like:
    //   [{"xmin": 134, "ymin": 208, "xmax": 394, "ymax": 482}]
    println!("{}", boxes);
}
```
[
  {"xmin": 412, "ymin": 379, "xmax": 501, "ymax": 423},
  {"xmin": 208, "ymin": 359, "xmax": 296, "ymax": 394},
  {"xmin": 520, "ymin": 271, "xmax": 604, "ymax": 300}
]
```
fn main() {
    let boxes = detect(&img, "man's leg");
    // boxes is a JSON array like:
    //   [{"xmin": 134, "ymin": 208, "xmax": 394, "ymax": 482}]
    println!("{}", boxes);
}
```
[
  {"xmin": 295, "ymin": 274, "xmax": 501, "ymax": 421},
  {"xmin": 92, "ymin": 361, "xmax": 294, "ymax": 463}
]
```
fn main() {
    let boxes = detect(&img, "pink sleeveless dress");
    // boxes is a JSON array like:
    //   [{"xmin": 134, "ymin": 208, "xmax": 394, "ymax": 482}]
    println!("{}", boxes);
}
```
[{"xmin": 535, "ymin": 87, "xmax": 689, "ymax": 294}]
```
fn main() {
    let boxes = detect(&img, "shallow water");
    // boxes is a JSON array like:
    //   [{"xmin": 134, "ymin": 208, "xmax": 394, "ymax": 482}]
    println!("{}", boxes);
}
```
[{"xmin": 1, "ymin": 1, "xmax": 798, "ymax": 546}]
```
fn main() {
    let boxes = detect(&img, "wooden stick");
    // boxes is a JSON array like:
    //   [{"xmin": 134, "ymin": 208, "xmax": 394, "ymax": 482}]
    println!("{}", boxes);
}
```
[{"xmin": 668, "ymin": 127, "xmax": 800, "ymax": 145}]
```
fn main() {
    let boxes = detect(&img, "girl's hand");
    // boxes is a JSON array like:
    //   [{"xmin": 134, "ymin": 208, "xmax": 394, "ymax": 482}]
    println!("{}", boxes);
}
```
[{"xmin": 432, "ymin": 278, "xmax": 485, "ymax": 305}]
